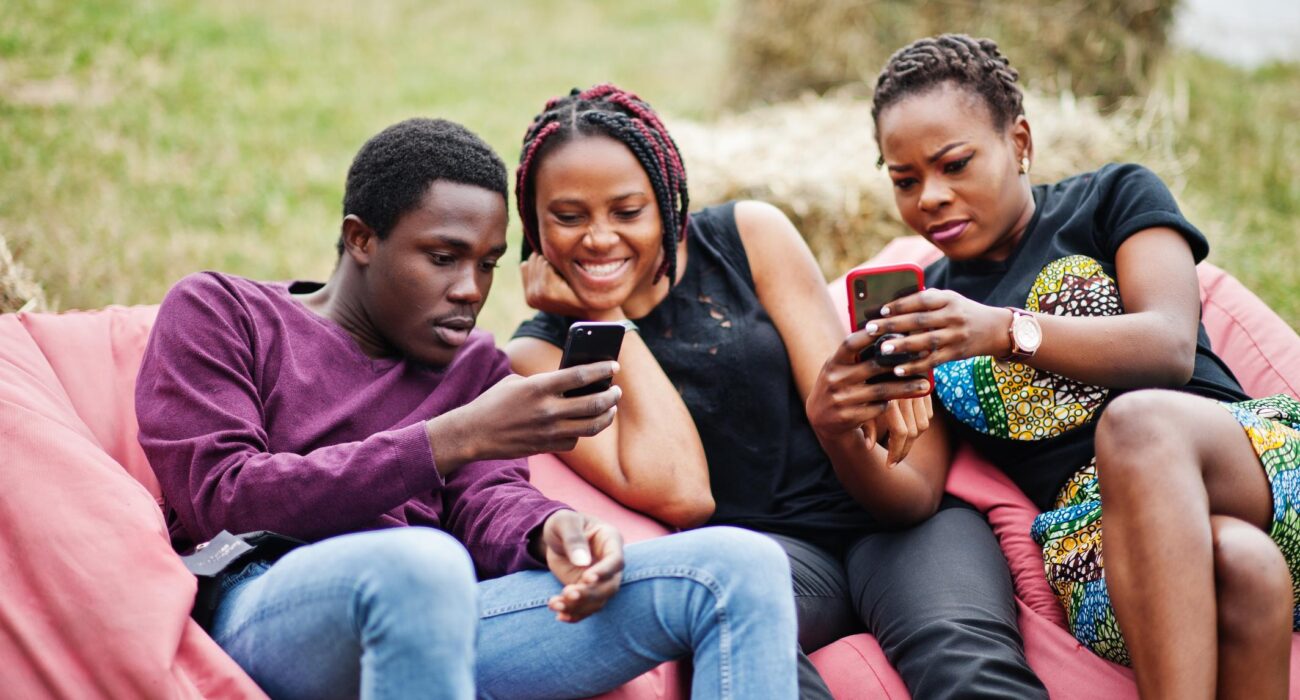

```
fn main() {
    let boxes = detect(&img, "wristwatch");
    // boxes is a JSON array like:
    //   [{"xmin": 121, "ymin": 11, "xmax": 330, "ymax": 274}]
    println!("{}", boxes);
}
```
[
  {"xmin": 1003, "ymin": 308, "xmax": 1042, "ymax": 360},
  {"xmin": 613, "ymin": 319, "xmax": 639, "ymax": 334}
]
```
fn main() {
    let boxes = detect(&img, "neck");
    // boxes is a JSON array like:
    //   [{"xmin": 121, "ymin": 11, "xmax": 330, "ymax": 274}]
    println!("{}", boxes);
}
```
[
  {"xmin": 982, "ymin": 180, "xmax": 1036, "ymax": 262},
  {"xmin": 620, "ymin": 240, "xmax": 686, "ymax": 319},
  {"xmin": 294, "ymin": 260, "xmax": 393, "ymax": 358}
]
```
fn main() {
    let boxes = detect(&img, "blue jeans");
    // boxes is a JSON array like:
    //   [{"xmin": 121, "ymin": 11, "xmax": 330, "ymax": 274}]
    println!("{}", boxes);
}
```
[{"xmin": 208, "ymin": 526, "xmax": 797, "ymax": 700}]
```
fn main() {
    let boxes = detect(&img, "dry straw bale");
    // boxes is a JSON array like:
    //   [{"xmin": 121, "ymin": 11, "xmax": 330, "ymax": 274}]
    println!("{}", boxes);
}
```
[
  {"xmin": 0, "ymin": 233, "xmax": 46, "ymax": 314},
  {"xmin": 669, "ymin": 89, "xmax": 1180, "ymax": 278},
  {"xmin": 722, "ymin": 0, "xmax": 1178, "ymax": 109}
]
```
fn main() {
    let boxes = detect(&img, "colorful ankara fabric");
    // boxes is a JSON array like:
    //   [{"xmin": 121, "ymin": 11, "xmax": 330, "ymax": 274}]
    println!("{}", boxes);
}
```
[
  {"xmin": 1031, "ymin": 395, "xmax": 1300, "ymax": 665},
  {"xmin": 934, "ymin": 255, "xmax": 1117, "ymax": 442}
]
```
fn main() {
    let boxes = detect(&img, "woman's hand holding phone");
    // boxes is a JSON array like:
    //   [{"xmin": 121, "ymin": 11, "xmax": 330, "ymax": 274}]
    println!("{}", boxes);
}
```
[
  {"xmin": 807, "ymin": 328, "xmax": 935, "ymax": 459},
  {"xmin": 862, "ymin": 288, "xmax": 1013, "ymax": 377}
]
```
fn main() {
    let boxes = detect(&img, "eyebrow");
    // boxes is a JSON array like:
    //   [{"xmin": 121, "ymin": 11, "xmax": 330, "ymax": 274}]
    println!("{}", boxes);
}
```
[
  {"xmin": 886, "ymin": 141, "xmax": 969, "ymax": 172},
  {"xmin": 426, "ymin": 234, "xmax": 507, "ymax": 257},
  {"xmin": 549, "ymin": 191, "xmax": 647, "ymax": 206}
]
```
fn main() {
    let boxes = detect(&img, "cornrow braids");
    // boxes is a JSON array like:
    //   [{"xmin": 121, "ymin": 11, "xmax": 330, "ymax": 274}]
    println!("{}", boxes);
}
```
[
  {"xmin": 871, "ymin": 34, "xmax": 1024, "ymax": 165},
  {"xmin": 516, "ymin": 84, "xmax": 690, "ymax": 285}
]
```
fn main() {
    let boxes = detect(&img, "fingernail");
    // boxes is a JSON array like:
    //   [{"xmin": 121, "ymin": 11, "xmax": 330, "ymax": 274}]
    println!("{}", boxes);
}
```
[
  {"xmin": 611, "ymin": 361, "xmax": 620, "ymax": 373},
  {"xmin": 864, "ymin": 323, "xmax": 878, "ymax": 334},
  {"xmin": 894, "ymin": 366, "xmax": 906, "ymax": 376},
  {"xmin": 570, "ymin": 549, "xmax": 592, "ymax": 567},
  {"xmin": 881, "ymin": 343, "xmax": 895, "ymax": 354},
  {"xmin": 880, "ymin": 306, "xmax": 891, "ymax": 316}
]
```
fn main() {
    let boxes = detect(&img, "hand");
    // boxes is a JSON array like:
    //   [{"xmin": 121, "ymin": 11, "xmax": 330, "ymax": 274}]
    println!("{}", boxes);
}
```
[
  {"xmin": 521, "ymin": 252, "xmax": 589, "ymax": 318},
  {"xmin": 807, "ymin": 328, "xmax": 935, "ymax": 441},
  {"xmin": 427, "ymin": 362, "xmax": 622, "ymax": 472},
  {"xmin": 864, "ymin": 289, "xmax": 1012, "ymax": 377},
  {"xmin": 540, "ymin": 510, "xmax": 624, "ymax": 623},
  {"xmin": 867, "ymin": 395, "xmax": 933, "ymax": 466}
]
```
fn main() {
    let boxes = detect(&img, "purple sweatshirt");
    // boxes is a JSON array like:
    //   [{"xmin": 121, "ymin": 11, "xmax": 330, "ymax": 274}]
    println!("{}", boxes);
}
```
[{"xmin": 135, "ymin": 272, "xmax": 567, "ymax": 578}]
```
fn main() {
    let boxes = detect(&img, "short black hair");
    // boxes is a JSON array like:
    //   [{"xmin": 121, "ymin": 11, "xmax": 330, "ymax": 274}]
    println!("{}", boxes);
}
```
[
  {"xmin": 871, "ymin": 34, "xmax": 1024, "ymax": 156},
  {"xmin": 516, "ymin": 84, "xmax": 689, "ymax": 286},
  {"xmin": 339, "ymin": 118, "xmax": 508, "ymax": 255}
]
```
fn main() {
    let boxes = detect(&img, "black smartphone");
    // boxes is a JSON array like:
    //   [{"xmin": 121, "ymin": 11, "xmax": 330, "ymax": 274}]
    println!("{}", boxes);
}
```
[
  {"xmin": 845, "ymin": 263, "xmax": 932, "ymax": 394},
  {"xmin": 558, "ymin": 321, "xmax": 627, "ymax": 397}
]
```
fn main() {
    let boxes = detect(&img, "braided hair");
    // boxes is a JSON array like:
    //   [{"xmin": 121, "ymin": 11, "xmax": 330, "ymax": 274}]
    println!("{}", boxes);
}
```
[
  {"xmin": 871, "ymin": 34, "xmax": 1024, "ymax": 164},
  {"xmin": 516, "ymin": 84, "xmax": 689, "ymax": 285}
]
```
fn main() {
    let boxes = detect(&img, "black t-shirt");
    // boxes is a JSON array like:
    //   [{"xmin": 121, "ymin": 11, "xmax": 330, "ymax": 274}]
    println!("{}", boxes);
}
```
[
  {"xmin": 514, "ymin": 202, "xmax": 879, "ymax": 544},
  {"xmin": 926, "ymin": 163, "xmax": 1249, "ymax": 510}
]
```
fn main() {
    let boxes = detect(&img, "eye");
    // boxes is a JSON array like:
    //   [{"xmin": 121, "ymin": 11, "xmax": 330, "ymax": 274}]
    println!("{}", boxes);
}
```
[
  {"xmin": 892, "ymin": 177, "xmax": 917, "ymax": 191},
  {"xmin": 943, "ymin": 155, "xmax": 972, "ymax": 174},
  {"xmin": 479, "ymin": 259, "xmax": 500, "ymax": 273},
  {"xmin": 552, "ymin": 212, "xmax": 583, "ymax": 225},
  {"xmin": 429, "ymin": 252, "xmax": 456, "ymax": 266},
  {"xmin": 614, "ymin": 208, "xmax": 644, "ymax": 220}
]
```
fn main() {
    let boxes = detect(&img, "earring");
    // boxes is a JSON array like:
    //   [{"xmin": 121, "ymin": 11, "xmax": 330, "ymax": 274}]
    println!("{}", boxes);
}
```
[{"xmin": 1019, "ymin": 156, "xmax": 1030, "ymax": 175}]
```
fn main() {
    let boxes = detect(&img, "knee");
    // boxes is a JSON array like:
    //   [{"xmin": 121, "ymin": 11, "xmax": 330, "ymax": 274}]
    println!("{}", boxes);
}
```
[
  {"xmin": 342, "ymin": 528, "xmax": 478, "ymax": 610},
  {"xmin": 1213, "ymin": 520, "xmax": 1292, "ymax": 639},
  {"xmin": 673, "ymin": 527, "xmax": 792, "ymax": 605},
  {"xmin": 1096, "ymin": 391, "xmax": 1175, "ymax": 462},
  {"xmin": 1095, "ymin": 391, "xmax": 1188, "ymax": 498}
]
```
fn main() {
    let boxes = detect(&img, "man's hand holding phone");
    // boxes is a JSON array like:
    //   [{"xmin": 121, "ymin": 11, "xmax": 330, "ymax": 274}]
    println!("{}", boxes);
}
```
[{"xmin": 425, "ymin": 362, "xmax": 623, "ymax": 474}]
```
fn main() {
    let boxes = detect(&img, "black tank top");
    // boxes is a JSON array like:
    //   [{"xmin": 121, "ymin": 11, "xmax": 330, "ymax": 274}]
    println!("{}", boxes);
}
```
[{"xmin": 513, "ymin": 202, "xmax": 878, "ymax": 544}]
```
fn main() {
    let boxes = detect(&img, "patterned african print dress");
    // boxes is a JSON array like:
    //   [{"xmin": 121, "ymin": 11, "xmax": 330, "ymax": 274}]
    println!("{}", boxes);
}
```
[{"xmin": 934, "ymin": 254, "xmax": 1300, "ymax": 666}]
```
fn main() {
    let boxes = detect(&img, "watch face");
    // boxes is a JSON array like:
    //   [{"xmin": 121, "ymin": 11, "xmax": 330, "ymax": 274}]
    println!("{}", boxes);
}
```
[{"xmin": 1014, "ymin": 315, "xmax": 1042, "ymax": 351}]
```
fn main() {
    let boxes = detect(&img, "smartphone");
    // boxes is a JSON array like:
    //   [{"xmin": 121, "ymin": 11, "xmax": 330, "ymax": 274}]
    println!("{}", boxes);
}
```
[
  {"xmin": 845, "ymin": 263, "xmax": 932, "ymax": 394},
  {"xmin": 558, "ymin": 321, "xmax": 627, "ymax": 397}
]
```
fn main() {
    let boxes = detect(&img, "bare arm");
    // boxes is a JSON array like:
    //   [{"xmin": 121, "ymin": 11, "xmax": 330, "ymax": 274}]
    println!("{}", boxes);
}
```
[
  {"xmin": 876, "ymin": 227, "xmax": 1202, "ymax": 389},
  {"xmin": 505, "ymin": 281, "xmax": 713, "ymax": 528},
  {"xmin": 736, "ymin": 200, "xmax": 950, "ymax": 524}
]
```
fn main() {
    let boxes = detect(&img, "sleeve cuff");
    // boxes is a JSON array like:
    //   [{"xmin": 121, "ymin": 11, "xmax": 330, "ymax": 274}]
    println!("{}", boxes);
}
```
[{"xmin": 391, "ymin": 422, "xmax": 446, "ymax": 496}]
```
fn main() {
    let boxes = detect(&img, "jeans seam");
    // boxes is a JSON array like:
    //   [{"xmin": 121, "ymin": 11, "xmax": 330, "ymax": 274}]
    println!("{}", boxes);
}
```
[{"xmin": 478, "ymin": 565, "xmax": 734, "ymax": 698}]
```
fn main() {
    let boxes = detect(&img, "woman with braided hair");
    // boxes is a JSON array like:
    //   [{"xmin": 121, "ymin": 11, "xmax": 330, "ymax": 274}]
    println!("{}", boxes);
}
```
[
  {"xmin": 850, "ymin": 33, "xmax": 1297, "ymax": 698},
  {"xmin": 507, "ymin": 84, "xmax": 1047, "ymax": 698}
]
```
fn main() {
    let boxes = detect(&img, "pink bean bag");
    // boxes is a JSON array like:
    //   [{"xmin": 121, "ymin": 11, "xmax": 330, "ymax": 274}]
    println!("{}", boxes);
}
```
[{"xmin": 1, "ymin": 236, "xmax": 1297, "ymax": 698}]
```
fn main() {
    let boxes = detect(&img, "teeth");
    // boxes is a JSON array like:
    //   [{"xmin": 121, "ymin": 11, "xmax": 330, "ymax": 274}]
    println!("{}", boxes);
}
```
[{"xmin": 579, "ymin": 260, "xmax": 625, "ymax": 276}]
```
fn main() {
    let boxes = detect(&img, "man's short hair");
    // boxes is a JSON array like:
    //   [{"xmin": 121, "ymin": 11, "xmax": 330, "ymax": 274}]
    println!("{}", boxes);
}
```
[{"xmin": 339, "ymin": 118, "xmax": 508, "ymax": 255}]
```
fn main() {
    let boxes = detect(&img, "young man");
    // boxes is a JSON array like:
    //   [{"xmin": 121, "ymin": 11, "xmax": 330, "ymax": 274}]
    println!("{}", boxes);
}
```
[{"xmin": 136, "ymin": 118, "xmax": 797, "ymax": 700}]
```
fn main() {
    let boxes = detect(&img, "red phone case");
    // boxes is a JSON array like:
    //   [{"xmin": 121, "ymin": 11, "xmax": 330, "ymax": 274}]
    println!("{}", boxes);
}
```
[{"xmin": 844, "ymin": 263, "xmax": 933, "ymax": 396}]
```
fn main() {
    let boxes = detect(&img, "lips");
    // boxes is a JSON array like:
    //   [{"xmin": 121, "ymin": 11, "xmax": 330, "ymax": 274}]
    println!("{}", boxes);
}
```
[
  {"xmin": 573, "ymin": 258, "xmax": 631, "ymax": 285},
  {"xmin": 432, "ymin": 316, "xmax": 475, "ymax": 347},
  {"xmin": 927, "ymin": 219, "xmax": 970, "ymax": 243}
]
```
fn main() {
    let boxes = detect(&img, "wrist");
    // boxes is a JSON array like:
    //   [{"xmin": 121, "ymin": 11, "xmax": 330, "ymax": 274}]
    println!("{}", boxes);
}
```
[
  {"xmin": 987, "ymin": 307, "xmax": 1016, "ymax": 359},
  {"xmin": 426, "ymin": 411, "xmax": 474, "ymax": 475}
]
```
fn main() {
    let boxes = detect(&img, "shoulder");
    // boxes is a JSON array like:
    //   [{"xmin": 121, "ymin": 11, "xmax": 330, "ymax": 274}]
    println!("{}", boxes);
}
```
[
  {"xmin": 731, "ymin": 200, "xmax": 811, "ymax": 272},
  {"xmin": 1044, "ymin": 163, "xmax": 1175, "ymax": 211}
]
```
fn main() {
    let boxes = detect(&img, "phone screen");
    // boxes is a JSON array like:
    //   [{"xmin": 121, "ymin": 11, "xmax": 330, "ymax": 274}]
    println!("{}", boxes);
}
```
[
  {"xmin": 846, "ymin": 265, "xmax": 931, "ymax": 394},
  {"xmin": 559, "ymin": 322, "xmax": 626, "ymax": 397},
  {"xmin": 849, "ymin": 269, "xmax": 921, "ymax": 333}
]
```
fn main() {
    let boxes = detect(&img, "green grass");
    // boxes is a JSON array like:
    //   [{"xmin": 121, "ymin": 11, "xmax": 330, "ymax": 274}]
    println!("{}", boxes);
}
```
[
  {"xmin": 1, "ymin": 1, "xmax": 1297, "ymax": 337},
  {"xmin": 0, "ymin": 0, "xmax": 723, "ymax": 337},
  {"xmin": 1155, "ymin": 52, "xmax": 1300, "ymax": 329}
]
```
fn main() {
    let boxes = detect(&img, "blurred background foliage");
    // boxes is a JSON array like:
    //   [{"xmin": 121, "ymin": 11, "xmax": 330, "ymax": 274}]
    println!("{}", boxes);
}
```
[{"xmin": 1, "ymin": 0, "xmax": 1297, "ymax": 337}]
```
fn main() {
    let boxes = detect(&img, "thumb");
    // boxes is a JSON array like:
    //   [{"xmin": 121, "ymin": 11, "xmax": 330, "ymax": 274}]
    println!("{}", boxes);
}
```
[{"xmin": 556, "ymin": 516, "xmax": 592, "ymax": 567}]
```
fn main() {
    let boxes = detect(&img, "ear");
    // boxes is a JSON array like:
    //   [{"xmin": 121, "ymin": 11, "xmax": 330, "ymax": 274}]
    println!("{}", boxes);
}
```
[
  {"xmin": 1010, "ymin": 115, "xmax": 1033, "ymax": 168},
  {"xmin": 340, "ymin": 215, "xmax": 377, "ymax": 266}
]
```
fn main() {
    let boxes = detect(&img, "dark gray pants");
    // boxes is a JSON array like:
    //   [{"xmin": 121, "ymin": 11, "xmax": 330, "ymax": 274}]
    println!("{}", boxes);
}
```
[{"xmin": 774, "ymin": 500, "xmax": 1048, "ymax": 700}]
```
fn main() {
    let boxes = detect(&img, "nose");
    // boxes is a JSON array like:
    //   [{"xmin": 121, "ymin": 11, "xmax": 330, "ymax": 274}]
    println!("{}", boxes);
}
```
[
  {"xmin": 583, "ymin": 221, "xmax": 620, "ymax": 251},
  {"xmin": 918, "ymin": 177, "xmax": 953, "ymax": 214},
  {"xmin": 446, "ymin": 266, "xmax": 484, "ymax": 304}
]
